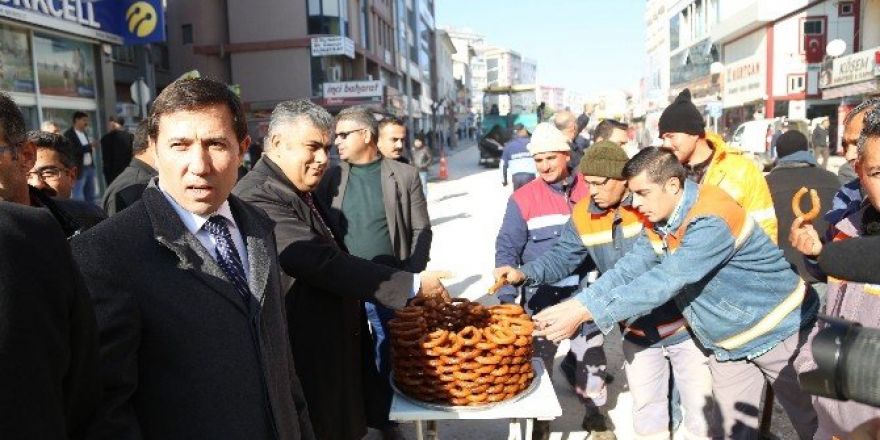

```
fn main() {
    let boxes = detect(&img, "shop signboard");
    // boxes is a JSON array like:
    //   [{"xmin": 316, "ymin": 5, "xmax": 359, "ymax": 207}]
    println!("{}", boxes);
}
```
[
  {"xmin": 320, "ymin": 80, "xmax": 382, "ymax": 106},
  {"xmin": 820, "ymin": 48, "xmax": 877, "ymax": 89},
  {"xmin": 0, "ymin": 0, "xmax": 166, "ymax": 45},
  {"xmin": 723, "ymin": 56, "xmax": 764, "ymax": 108},
  {"xmin": 311, "ymin": 36, "xmax": 355, "ymax": 59}
]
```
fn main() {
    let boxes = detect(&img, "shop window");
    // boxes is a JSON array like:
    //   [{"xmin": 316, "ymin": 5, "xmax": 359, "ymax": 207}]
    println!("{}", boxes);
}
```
[
  {"xmin": 181, "ymin": 24, "xmax": 193, "ymax": 45},
  {"xmin": 839, "ymin": 1, "xmax": 854, "ymax": 17},
  {"xmin": 0, "ymin": 23, "xmax": 35, "ymax": 93},
  {"xmin": 33, "ymin": 34, "xmax": 97, "ymax": 99}
]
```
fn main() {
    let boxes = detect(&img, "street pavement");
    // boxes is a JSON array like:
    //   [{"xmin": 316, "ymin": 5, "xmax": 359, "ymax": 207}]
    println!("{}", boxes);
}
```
[{"xmin": 385, "ymin": 141, "xmax": 842, "ymax": 439}]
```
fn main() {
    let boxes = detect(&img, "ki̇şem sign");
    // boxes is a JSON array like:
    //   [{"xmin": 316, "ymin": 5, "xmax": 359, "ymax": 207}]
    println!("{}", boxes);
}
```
[{"xmin": 0, "ymin": 0, "xmax": 166, "ymax": 45}]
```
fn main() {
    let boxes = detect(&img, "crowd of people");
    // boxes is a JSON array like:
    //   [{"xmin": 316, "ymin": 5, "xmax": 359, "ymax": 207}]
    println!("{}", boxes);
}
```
[
  {"xmin": 493, "ymin": 90, "xmax": 880, "ymax": 440},
  {"xmin": 2, "ymin": 75, "xmax": 880, "ymax": 440}
]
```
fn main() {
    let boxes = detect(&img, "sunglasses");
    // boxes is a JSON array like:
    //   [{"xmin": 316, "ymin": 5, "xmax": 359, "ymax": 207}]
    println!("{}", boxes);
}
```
[{"xmin": 335, "ymin": 128, "xmax": 367, "ymax": 140}]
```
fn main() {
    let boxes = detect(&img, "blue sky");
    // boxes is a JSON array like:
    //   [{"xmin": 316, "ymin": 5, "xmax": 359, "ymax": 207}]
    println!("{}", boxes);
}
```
[{"xmin": 436, "ymin": 0, "xmax": 646, "ymax": 97}]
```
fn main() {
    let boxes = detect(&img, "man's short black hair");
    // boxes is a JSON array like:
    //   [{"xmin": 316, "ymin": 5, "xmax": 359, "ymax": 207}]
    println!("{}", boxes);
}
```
[
  {"xmin": 148, "ymin": 77, "xmax": 248, "ymax": 142},
  {"xmin": 72, "ymin": 111, "xmax": 88, "ymax": 122},
  {"xmin": 0, "ymin": 92, "xmax": 26, "ymax": 148},
  {"xmin": 594, "ymin": 119, "xmax": 628, "ymax": 141},
  {"xmin": 378, "ymin": 116, "xmax": 406, "ymax": 131},
  {"xmin": 132, "ymin": 119, "xmax": 150, "ymax": 154},
  {"xmin": 26, "ymin": 130, "xmax": 76, "ymax": 169},
  {"xmin": 109, "ymin": 116, "xmax": 125, "ymax": 126},
  {"xmin": 623, "ymin": 147, "xmax": 687, "ymax": 186}
]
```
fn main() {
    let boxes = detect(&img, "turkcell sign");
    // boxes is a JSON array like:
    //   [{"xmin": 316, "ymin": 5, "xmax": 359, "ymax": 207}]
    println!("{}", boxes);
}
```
[{"xmin": 0, "ymin": 0, "xmax": 166, "ymax": 45}]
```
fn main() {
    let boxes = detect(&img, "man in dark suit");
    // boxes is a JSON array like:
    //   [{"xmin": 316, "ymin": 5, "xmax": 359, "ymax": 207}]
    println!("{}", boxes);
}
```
[
  {"xmin": 101, "ymin": 120, "xmax": 157, "ymax": 215},
  {"xmin": 63, "ymin": 111, "xmax": 97, "ymax": 203},
  {"xmin": 0, "ymin": 92, "xmax": 105, "ymax": 236},
  {"xmin": 0, "ymin": 202, "xmax": 100, "ymax": 440},
  {"xmin": 100, "ymin": 116, "xmax": 133, "ymax": 185},
  {"xmin": 234, "ymin": 99, "xmax": 448, "ymax": 440},
  {"xmin": 70, "ymin": 78, "xmax": 314, "ymax": 440},
  {"xmin": 320, "ymin": 106, "xmax": 431, "ymax": 438}
]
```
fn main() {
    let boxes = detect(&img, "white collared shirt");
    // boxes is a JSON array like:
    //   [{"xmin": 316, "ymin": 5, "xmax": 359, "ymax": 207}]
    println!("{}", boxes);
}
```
[{"xmin": 159, "ymin": 185, "xmax": 250, "ymax": 281}]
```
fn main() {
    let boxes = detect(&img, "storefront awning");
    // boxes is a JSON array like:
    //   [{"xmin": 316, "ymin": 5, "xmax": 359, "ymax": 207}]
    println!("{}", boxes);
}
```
[{"xmin": 822, "ymin": 80, "xmax": 880, "ymax": 100}]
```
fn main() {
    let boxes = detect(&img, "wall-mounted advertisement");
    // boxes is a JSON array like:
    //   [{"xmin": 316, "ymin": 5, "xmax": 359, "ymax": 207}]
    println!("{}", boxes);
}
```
[
  {"xmin": 34, "ymin": 34, "xmax": 96, "ymax": 98},
  {"xmin": 0, "ymin": 24, "xmax": 35, "ymax": 93}
]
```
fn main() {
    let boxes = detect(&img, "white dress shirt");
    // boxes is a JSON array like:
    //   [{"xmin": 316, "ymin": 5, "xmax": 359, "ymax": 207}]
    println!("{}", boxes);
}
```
[{"xmin": 159, "ymin": 187, "xmax": 250, "ymax": 281}]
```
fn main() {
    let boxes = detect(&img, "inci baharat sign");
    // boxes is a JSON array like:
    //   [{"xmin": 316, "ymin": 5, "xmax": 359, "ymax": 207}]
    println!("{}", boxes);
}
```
[{"xmin": 319, "ymin": 80, "xmax": 383, "ymax": 106}]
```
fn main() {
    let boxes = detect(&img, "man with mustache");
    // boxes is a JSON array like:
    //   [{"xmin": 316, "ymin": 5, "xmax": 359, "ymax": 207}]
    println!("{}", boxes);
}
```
[{"xmin": 234, "ymin": 100, "xmax": 447, "ymax": 440}]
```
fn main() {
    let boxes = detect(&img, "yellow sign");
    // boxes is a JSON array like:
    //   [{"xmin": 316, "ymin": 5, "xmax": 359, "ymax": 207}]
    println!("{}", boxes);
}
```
[{"xmin": 126, "ymin": 2, "xmax": 158, "ymax": 38}]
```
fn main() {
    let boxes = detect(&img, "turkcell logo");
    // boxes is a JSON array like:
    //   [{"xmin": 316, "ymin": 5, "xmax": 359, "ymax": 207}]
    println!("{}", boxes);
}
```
[
  {"xmin": 96, "ymin": 0, "xmax": 166, "ymax": 44},
  {"xmin": 0, "ymin": 0, "xmax": 166, "ymax": 44},
  {"xmin": 126, "ymin": 1, "xmax": 157, "ymax": 38}
]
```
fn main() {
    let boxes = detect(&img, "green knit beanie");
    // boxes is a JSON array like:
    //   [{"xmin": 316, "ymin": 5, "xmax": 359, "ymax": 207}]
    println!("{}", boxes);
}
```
[{"xmin": 579, "ymin": 140, "xmax": 629, "ymax": 179}]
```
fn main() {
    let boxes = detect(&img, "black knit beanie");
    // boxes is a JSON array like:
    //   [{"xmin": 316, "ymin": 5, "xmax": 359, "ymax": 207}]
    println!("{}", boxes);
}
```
[
  {"xmin": 775, "ymin": 131, "xmax": 809, "ymax": 159},
  {"xmin": 658, "ymin": 89, "xmax": 706, "ymax": 137},
  {"xmin": 579, "ymin": 140, "xmax": 629, "ymax": 179}
]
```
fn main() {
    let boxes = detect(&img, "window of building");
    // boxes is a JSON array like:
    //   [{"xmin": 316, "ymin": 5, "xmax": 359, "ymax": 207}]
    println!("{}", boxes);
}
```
[
  {"xmin": 359, "ymin": 0, "xmax": 369, "ymax": 49},
  {"xmin": 669, "ymin": 15, "xmax": 680, "ymax": 51},
  {"xmin": 788, "ymin": 74, "xmax": 806, "ymax": 94},
  {"xmin": 0, "ymin": 23, "xmax": 35, "ymax": 94},
  {"xmin": 839, "ymin": 1, "xmax": 854, "ymax": 17},
  {"xmin": 307, "ymin": 0, "xmax": 349, "ymax": 36},
  {"xmin": 803, "ymin": 19, "xmax": 824, "ymax": 35},
  {"xmin": 33, "ymin": 34, "xmax": 97, "ymax": 99},
  {"xmin": 181, "ymin": 24, "xmax": 193, "ymax": 45},
  {"xmin": 112, "ymin": 45, "xmax": 136, "ymax": 64}
]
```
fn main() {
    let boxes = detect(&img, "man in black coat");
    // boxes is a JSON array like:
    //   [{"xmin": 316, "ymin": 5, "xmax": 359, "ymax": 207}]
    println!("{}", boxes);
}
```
[
  {"xmin": 63, "ymin": 111, "xmax": 97, "ymax": 203},
  {"xmin": 71, "ymin": 78, "xmax": 314, "ymax": 440},
  {"xmin": 766, "ymin": 130, "xmax": 840, "ymax": 285},
  {"xmin": 101, "ymin": 120, "xmax": 157, "ymax": 215},
  {"xmin": 0, "ymin": 202, "xmax": 100, "ymax": 440},
  {"xmin": 100, "ymin": 116, "xmax": 133, "ymax": 185},
  {"xmin": 234, "ymin": 99, "xmax": 449, "ymax": 440}
]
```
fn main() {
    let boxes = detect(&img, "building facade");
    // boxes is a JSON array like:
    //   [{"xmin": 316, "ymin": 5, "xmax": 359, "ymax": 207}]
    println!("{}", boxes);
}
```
[{"xmin": 165, "ymin": 0, "xmax": 437, "ymax": 140}]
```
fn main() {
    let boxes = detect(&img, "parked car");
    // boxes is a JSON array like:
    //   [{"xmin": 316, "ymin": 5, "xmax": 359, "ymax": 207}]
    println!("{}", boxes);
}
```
[{"xmin": 728, "ymin": 117, "xmax": 810, "ymax": 170}]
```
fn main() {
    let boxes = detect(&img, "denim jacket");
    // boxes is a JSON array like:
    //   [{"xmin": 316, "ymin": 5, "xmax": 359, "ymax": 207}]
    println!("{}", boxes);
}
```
[
  {"xmin": 521, "ymin": 195, "xmax": 690, "ymax": 348},
  {"xmin": 575, "ymin": 180, "xmax": 818, "ymax": 361}
]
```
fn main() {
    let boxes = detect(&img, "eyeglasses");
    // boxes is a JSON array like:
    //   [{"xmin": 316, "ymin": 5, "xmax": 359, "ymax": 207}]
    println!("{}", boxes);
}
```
[
  {"xmin": 27, "ymin": 166, "xmax": 68, "ymax": 182},
  {"xmin": 335, "ymin": 128, "xmax": 367, "ymax": 140},
  {"xmin": 585, "ymin": 177, "xmax": 611, "ymax": 188}
]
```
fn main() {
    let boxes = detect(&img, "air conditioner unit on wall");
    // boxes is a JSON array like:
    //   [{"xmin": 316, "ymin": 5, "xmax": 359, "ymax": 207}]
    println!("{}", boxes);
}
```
[{"xmin": 328, "ymin": 66, "xmax": 342, "ymax": 82}]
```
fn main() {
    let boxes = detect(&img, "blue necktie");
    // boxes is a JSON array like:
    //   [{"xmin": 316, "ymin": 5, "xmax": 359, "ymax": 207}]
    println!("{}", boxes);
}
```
[{"xmin": 203, "ymin": 215, "xmax": 252, "ymax": 306}]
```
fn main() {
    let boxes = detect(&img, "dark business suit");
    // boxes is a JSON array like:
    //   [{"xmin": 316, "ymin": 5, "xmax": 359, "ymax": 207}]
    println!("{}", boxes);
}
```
[
  {"xmin": 101, "ymin": 158, "xmax": 157, "ymax": 216},
  {"xmin": 0, "ymin": 202, "xmax": 100, "ymax": 440},
  {"xmin": 319, "ymin": 158, "xmax": 432, "ymax": 272},
  {"xmin": 100, "ymin": 129, "xmax": 133, "ymax": 185},
  {"xmin": 64, "ymin": 127, "xmax": 89, "ymax": 174},
  {"xmin": 71, "ymin": 184, "xmax": 314, "ymax": 440},
  {"xmin": 234, "ymin": 157, "xmax": 410, "ymax": 440}
]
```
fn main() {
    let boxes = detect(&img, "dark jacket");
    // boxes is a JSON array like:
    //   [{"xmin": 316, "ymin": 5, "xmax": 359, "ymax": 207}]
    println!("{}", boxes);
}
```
[
  {"xmin": 765, "ymin": 151, "xmax": 840, "ymax": 283},
  {"xmin": 71, "ymin": 185, "xmax": 314, "ymax": 440},
  {"xmin": 234, "ymin": 157, "xmax": 410, "ymax": 440},
  {"xmin": 100, "ymin": 129, "xmax": 134, "ymax": 185},
  {"xmin": 318, "ymin": 158, "xmax": 432, "ymax": 272},
  {"xmin": 64, "ymin": 127, "xmax": 91, "ymax": 172},
  {"xmin": 30, "ymin": 186, "xmax": 107, "ymax": 237},
  {"xmin": 101, "ymin": 158, "xmax": 157, "ymax": 216},
  {"xmin": 0, "ymin": 202, "xmax": 100, "ymax": 440}
]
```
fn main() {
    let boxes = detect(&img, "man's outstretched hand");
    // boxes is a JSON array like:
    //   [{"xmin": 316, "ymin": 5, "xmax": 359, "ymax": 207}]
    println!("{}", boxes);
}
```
[{"xmin": 533, "ymin": 299, "xmax": 593, "ymax": 342}]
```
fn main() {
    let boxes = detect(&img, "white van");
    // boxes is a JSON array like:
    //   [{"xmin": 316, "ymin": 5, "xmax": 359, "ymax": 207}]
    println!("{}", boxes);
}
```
[{"xmin": 728, "ymin": 118, "xmax": 810, "ymax": 170}]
